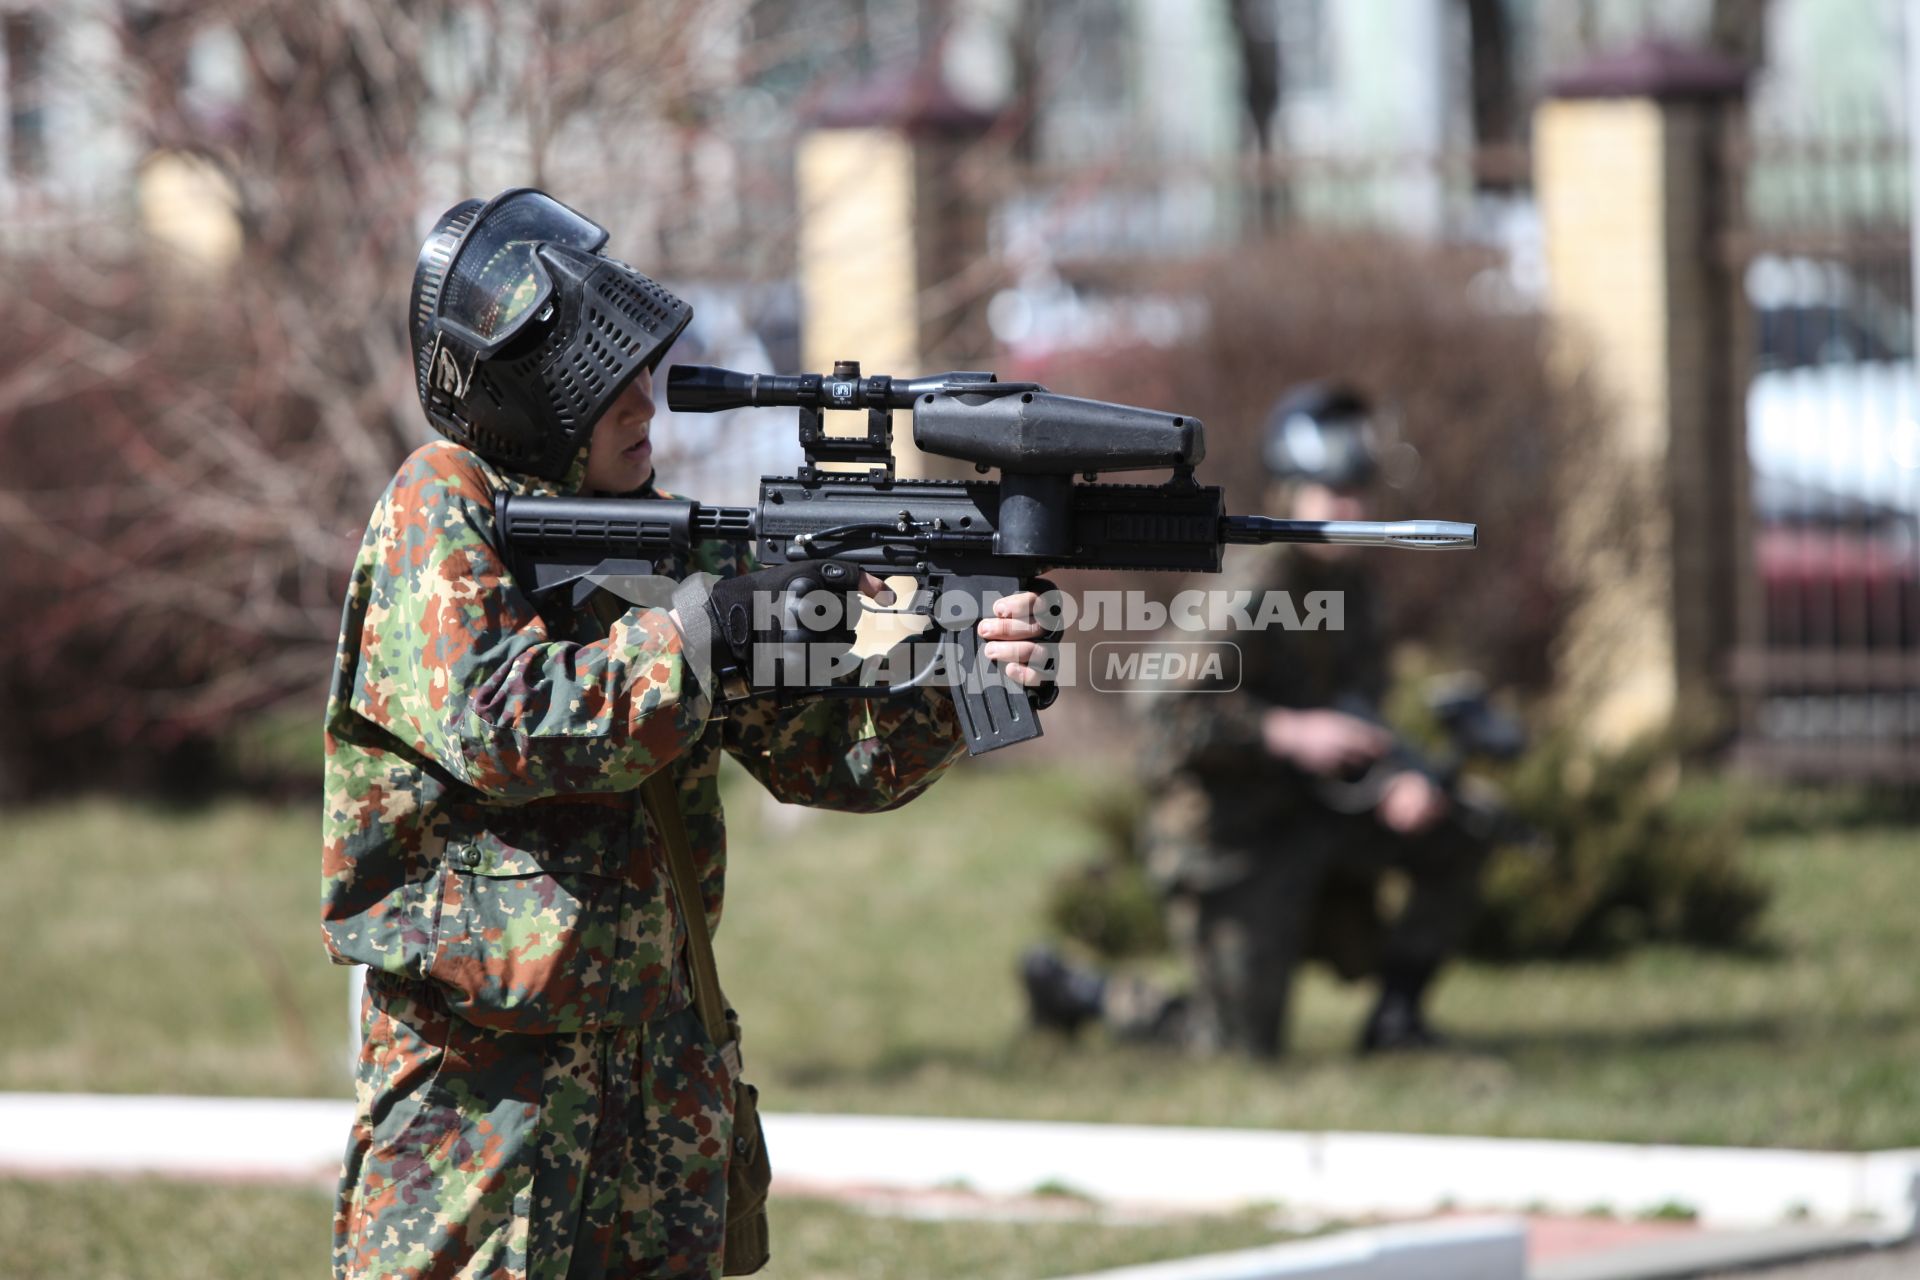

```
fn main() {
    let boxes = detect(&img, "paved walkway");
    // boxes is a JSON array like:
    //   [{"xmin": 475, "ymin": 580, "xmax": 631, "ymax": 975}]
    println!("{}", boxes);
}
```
[
  {"xmin": 1704, "ymin": 1242, "xmax": 1920, "ymax": 1277},
  {"xmin": 4, "ymin": 1092, "xmax": 1914, "ymax": 1278},
  {"xmin": 1535, "ymin": 1226, "xmax": 1896, "ymax": 1280}
]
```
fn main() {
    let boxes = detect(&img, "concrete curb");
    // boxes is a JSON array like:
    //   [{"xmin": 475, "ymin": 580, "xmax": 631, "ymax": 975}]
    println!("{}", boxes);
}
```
[
  {"xmin": 3, "ymin": 1093, "xmax": 1916, "ymax": 1239},
  {"xmin": 1045, "ymin": 1216, "xmax": 1528, "ymax": 1280},
  {"xmin": 760, "ymin": 1114, "xmax": 1920, "ymax": 1234},
  {"xmin": 1529, "ymin": 1224, "xmax": 1888, "ymax": 1280},
  {"xmin": 0, "ymin": 1092, "xmax": 346, "ymax": 1182}
]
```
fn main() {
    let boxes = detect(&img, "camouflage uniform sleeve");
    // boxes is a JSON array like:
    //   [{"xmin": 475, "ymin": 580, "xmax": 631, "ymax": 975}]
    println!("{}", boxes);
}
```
[
  {"xmin": 1137, "ymin": 685, "xmax": 1271, "ymax": 782},
  {"xmin": 721, "ymin": 688, "xmax": 964, "ymax": 813},
  {"xmin": 710, "ymin": 544, "xmax": 964, "ymax": 810},
  {"xmin": 351, "ymin": 443, "xmax": 711, "ymax": 799}
]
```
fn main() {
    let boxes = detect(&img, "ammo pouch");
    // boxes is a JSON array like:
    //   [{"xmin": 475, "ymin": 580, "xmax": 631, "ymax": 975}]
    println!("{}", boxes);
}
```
[
  {"xmin": 642, "ymin": 772, "xmax": 771, "ymax": 1275},
  {"xmin": 722, "ymin": 1033, "xmax": 772, "ymax": 1271}
]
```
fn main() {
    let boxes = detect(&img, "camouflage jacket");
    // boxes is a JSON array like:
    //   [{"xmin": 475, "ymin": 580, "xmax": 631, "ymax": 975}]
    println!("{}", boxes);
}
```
[
  {"xmin": 1139, "ymin": 544, "xmax": 1385, "ymax": 887},
  {"xmin": 322, "ymin": 440, "xmax": 964, "ymax": 1034}
]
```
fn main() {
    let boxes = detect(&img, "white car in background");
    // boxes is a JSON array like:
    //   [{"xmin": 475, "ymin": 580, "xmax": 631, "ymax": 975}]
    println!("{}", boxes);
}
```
[
  {"xmin": 1742, "ymin": 256, "xmax": 1920, "ymax": 749},
  {"xmin": 1744, "ymin": 254, "xmax": 1920, "ymax": 522}
]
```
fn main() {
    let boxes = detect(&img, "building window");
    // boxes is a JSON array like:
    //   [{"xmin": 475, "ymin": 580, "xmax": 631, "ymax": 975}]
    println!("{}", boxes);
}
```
[
  {"xmin": 1036, "ymin": 0, "xmax": 1130, "ymax": 164},
  {"xmin": 1274, "ymin": 0, "xmax": 1331, "ymax": 96},
  {"xmin": 5, "ymin": 11, "xmax": 47, "ymax": 181}
]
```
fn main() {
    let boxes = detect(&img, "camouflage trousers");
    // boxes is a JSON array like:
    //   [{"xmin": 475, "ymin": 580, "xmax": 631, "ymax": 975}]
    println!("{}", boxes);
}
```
[
  {"xmin": 334, "ymin": 972, "xmax": 734, "ymax": 1280},
  {"xmin": 1108, "ymin": 812, "xmax": 1487, "ymax": 1057}
]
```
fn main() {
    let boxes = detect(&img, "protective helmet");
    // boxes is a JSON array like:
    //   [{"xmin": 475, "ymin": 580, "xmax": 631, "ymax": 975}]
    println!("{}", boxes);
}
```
[
  {"xmin": 1262, "ymin": 381, "xmax": 1379, "ymax": 488},
  {"xmin": 409, "ymin": 188, "xmax": 693, "ymax": 479}
]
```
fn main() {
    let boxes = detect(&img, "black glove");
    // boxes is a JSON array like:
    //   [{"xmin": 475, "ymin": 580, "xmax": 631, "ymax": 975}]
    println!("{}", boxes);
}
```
[{"xmin": 673, "ymin": 560, "xmax": 866, "ymax": 696}]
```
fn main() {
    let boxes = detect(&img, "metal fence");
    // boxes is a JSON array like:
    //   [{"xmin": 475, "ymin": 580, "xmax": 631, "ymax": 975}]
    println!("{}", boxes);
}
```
[
  {"xmin": 963, "ymin": 121, "xmax": 1920, "ymax": 783},
  {"xmin": 967, "ymin": 145, "xmax": 1532, "ymax": 273},
  {"xmin": 1721, "ymin": 119, "xmax": 1920, "ymax": 781}
]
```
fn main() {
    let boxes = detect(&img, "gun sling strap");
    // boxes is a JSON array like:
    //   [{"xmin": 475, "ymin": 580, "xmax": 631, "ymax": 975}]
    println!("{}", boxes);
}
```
[
  {"xmin": 640, "ymin": 770, "xmax": 770, "ymax": 1274},
  {"xmin": 641, "ymin": 771, "xmax": 731, "ymax": 1058}
]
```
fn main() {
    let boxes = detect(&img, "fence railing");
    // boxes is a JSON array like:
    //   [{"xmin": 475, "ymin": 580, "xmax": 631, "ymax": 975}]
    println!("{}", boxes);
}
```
[
  {"xmin": 960, "ymin": 144, "xmax": 1532, "ymax": 270},
  {"xmin": 1722, "ymin": 122, "xmax": 1920, "ymax": 781}
]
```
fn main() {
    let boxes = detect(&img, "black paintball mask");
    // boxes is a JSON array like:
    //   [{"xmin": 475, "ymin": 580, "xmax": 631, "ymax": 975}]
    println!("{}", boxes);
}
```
[
  {"xmin": 409, "ymin": 188, "xmax": 693, "ymax": 480},
  {"xmin": 1262, "ymin": 381, "xmax": 1381, "ymax": 490}
]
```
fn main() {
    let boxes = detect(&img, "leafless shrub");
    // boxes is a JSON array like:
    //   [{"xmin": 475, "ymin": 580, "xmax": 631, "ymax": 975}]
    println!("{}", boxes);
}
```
[
  {"xmin": 1046, "ymin": 232, "xmax": 1603, "ymax": 693},
  {"xmin": 0, "ymin": 0, "xmax": 762, "ymax": 793}
]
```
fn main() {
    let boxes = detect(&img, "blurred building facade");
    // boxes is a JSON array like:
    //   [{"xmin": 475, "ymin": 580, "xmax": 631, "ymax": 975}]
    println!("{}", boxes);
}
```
[
  {"xmin": 1, "ymin": 0, "xmax": 1916, "ymax": 784},
  {"xmin": 0, "ymin": 5, "xmax": 138, "ymax": 241}
]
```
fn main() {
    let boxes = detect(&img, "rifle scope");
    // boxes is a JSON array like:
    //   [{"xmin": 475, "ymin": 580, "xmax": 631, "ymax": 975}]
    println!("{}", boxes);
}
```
[{"xmin": 667, "ymin": 361, "xmax": 998, "ymax": 414}]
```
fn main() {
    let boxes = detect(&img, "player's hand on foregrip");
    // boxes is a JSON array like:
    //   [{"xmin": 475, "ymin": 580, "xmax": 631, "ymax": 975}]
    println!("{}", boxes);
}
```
[{"xmin": 1377, "ymin": 769, "xmax": 1449, "ymax": 834}]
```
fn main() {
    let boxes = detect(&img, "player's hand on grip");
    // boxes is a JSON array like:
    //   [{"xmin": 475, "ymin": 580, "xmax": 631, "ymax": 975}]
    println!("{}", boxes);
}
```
[
  {"xmin": 978, "ymin": 582, "xmax": 1061, "ymax": 703},
  {"xmin": 1262, "ymin": 708, "xmax": 1391, "ymax": 776}
]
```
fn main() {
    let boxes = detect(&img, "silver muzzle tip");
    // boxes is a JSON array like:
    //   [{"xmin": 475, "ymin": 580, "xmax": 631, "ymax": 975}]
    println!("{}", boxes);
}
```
[{"xmin": 1382, "ymin": 520, "xmax": 1477, "ymax": 549}]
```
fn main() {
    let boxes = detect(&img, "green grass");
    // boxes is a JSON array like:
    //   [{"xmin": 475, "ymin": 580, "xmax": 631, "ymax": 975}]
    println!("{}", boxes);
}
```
[
  {"xmin": 717, "ymin": 763, "xmax": 1920, "ymax": 1149},
  {"xmin": 3, "ymin": 764, "xmax": 1919, "ymax": 1148},
  {"xmin": 0, "ymin": 801, "xmax": 343, "ymax": 1097},
  {"xmin": 0, "ymin": 1179, "xmax": 1290, "ymax": 1280},
  {"xmin": 0, "ymin": 1178, "xmax": 332, "ymax": 1280},
  {"xmin": 764, "ymin": 1198, "xmax": 1290, "ymax": 1279}
]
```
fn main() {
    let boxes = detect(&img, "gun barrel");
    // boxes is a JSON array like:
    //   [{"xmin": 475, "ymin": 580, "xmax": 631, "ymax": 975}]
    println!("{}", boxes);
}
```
[{"xmin": 1224, "ymin": 516, "xmax": 1477, "ymax": 550}]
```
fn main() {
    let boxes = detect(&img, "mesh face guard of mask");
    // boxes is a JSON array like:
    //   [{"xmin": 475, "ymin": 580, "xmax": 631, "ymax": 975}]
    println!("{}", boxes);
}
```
[{"xmin": 410, "ymin": 188, "xmax": 693, "ymax": 480}]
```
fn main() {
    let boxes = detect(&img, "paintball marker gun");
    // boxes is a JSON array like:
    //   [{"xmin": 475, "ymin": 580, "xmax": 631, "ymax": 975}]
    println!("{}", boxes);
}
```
[{"xmin": 497, "ymin": 360, "xmax": 1476, "ymax": 756}]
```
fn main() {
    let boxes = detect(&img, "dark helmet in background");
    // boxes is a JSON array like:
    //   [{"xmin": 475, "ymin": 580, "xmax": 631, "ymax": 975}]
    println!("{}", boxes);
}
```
[
  {"xmin": 1262, "ymin": 381, "xmax": 1380, "ymax": 488},
  {"xmin": 409, "ymin": 188, "xmax": 693, "ymax": 480}
]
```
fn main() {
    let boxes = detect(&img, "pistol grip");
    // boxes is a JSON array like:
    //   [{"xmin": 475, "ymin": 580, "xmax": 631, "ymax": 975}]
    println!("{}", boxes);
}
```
[{"xmin": 939, "ymin": 575, "xmax": 1043, "ymax": 756}]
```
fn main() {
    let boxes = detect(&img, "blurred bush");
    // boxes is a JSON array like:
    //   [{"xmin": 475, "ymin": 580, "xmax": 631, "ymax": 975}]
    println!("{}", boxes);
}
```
[
  {"xmin": 0, "ymin": 256, "xmax": 350, "ymax": 799},
  {"xmin": 1045, "ymin": 232, "xmax": 1606, "ymax": 693},
  {"xmin": 1466, "ymin": 733, "xmax": 1771, "ymax": 961},
  {"xmin": 0, "ymin": 2, "xmax": 723, "ymax": 800},
  {"xmin": 1045, "ymin": 730, "xmax": 1771, "ymax": 969},
  {"xmin": 1043, "ymin": 787, "xmax": 1165, "ymax": 959}
]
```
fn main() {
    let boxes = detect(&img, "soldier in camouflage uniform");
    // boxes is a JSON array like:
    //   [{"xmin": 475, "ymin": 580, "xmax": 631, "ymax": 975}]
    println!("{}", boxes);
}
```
[
  {"xmin": 325, "ymin": 189, "xmax": 1048, "ymax": 1279},
  {"xmin": 1023, "ymin": 384, "xmax": 1487, "ymax": 1058}
]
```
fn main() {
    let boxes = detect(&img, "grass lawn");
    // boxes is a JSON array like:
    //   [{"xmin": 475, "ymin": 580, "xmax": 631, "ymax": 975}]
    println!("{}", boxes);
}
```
[
  {"xmin": 0, "ymin": 1178, "xmax": 1291, "ymax": 1280},
  {"xmin": 1, "ymin": 764, "xmax": 1917, "ymax": 1149},
  {"xmin": 719, "ymin": 765, "xmax": 1920, "ymax": 1149}
]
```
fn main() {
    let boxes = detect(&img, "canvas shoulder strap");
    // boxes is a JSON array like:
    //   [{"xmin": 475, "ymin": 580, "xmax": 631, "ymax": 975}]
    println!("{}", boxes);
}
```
[{"xmin": 640, "ymin": 771, "xmax": 733, "ymax": 1059}]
